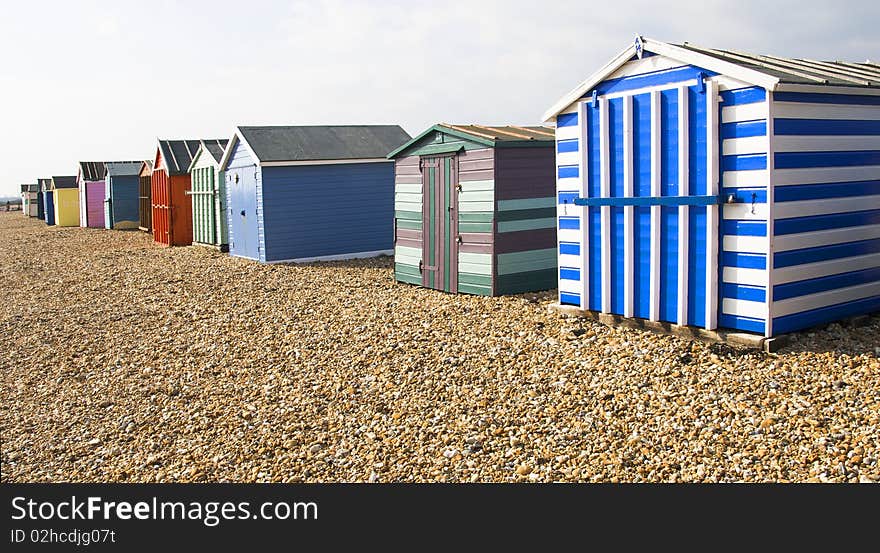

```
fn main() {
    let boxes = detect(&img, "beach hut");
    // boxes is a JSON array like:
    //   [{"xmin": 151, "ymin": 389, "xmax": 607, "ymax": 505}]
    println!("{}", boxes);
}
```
[
  {"xmin": 39, "ymin": 178, "xmax": 54, "ymax": 225},
  {"xmin": 36, "ymin": 181, "xmax": 45, "ymax": 221},
  {"xmin": 104, "ymin": 161, "xmax": 143, "ymax": 229},
  {"xmin": 187, "ymin": 139, "xmax": 229, "ymax": 250},
  {"xmin": 77, "ymin": 161, "xmax": 107, "ymax": 228},
  {"xmin": 152, "ymin": 140, "xmax": 218, "ymax": 246},
  {"xmin": 387, "ymin": 124, "xmax": 558, "ymax": 295},
  {"xmin": 20, "ymin": 185, "xmax": 28, "ymax": 215},
  {"xmin": 51, "ymin": 176, "xmax": 79, "ymax": 227},
  {"xmin": 218, "ymin": 125, "xmax": 410, "ymax": 263},
  {"xmin": 22, "ymin": 184, "xmax": 38, "ymax": 217},
  {"xmin": 543, "ymin": 36, "xmax": 880, "ymax": 338},
  {"xmin": 139, "ymin": 160, "xmax": 153, "ymax": 232}
]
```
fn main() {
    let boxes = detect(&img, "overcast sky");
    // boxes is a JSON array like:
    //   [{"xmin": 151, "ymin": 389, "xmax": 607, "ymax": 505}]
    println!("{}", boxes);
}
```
[{"xmin": 1, "ymin": 0, "xmax": 877, "ymax": 197}]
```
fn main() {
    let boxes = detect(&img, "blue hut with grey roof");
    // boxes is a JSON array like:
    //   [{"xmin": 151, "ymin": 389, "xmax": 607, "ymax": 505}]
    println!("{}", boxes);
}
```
[
  {"xmin": 218, "ymin": 125, "xmax": 411, "ymax": 263},
  {"xmin": 544, "ymin": 36, "xmax": 880, "ymax": 338}
]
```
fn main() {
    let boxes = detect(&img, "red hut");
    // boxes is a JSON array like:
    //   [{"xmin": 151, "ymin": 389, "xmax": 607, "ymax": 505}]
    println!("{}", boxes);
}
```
[{"xmin": 151, "ymin": 140, "xmax": 213, "ymax": 246}]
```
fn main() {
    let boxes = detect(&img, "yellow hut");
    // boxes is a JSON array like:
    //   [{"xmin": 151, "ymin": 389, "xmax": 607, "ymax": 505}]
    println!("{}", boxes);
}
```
[{"xmin": 51, "ymin": 175, "xmax": 80, "ymax": 227}]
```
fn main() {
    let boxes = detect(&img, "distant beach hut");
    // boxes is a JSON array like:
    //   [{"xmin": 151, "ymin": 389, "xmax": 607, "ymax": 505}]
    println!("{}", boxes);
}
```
[
  {"xmin": 104, "ymin": 161, "xmax": 143, "ymax": 229},
  {"xmin": 39, "ymin": 178, "xmax": 54, "ymax": 225},
  {"xmin": 218, "ymin": 125, "xmax": 409, "ymax": 263},
  {"xmin": 51, "ymin": 176, "xmax": 79, "ymax": 227},
  {"xmin": 78, "ymin": 161, "xmax": 106, "ymax": 228},
  {"xmin": 187, "ymin": 139, "xmax": 229, "ymax": 250},
  {"xmin": 387, "ymin": 124, "xmax": 558, "ymax": 295},
  {"xmin": 139, "ymin": 160, "xmax": 153, "ymax": 232}
]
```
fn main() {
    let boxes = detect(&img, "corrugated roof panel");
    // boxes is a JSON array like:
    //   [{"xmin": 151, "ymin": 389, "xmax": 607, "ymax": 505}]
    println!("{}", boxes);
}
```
[
  {"xmin": 677, "ymin": 43, "xmax": 880, "ymax": 88},
  {"xmin": 439, "ymin": 124, "xmax": 555, "ymax": 142}
]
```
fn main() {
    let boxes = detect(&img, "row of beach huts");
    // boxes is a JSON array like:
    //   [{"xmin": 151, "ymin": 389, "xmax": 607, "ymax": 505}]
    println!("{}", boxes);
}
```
[{"xmin": 16, "ymin": 38, "xmax": 880, "ymax": 340}]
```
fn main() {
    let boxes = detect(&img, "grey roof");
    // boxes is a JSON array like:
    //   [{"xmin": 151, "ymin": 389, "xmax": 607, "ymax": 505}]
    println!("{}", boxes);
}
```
[
  {"xmin": 202, "ymin": 139, "xmax": 228, "ymax": 164},
  {"xmin": 37, "ymin": 178, "xmax": 52, "ymax": 191},
  {"xmin": 78, "ymin": 161, "xmax": 105, "ymax": 181},
  {"xmin": 238, "ymin": 125, "xmax": 411, "ymax": 163},
  {"xmin": 678, "ymin": 43, "xmax": 880, "ymax": 87},
  {"xmin": 141, "ymin": 160, "xmax": 153, "ymax": 175},
  {"xmin": 105, "ymin": 161, "xmax": 143, "ymax": 177},
  {"xmin": 51, "ymin": 176, "xmax": 77, "ymax": 189},
  {"xmin": 159, "ymin": 139, "xmax": 222, "ymax": 175}
]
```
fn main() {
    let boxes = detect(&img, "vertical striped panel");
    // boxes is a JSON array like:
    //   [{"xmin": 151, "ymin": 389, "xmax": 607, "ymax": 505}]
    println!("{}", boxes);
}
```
[{"xmin": 718, "ymin": 86, "xmax": 770, "ymax": 334}]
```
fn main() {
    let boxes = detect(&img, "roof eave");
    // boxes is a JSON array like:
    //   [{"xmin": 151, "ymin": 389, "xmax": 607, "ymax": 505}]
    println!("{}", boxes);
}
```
[
  {"xmin": 387, "ymin": 124, "xmax": 495, "ymax": 159},
  {"xmin": 541, "ymin": 37, "xmax": 782, "ymax": 123}
]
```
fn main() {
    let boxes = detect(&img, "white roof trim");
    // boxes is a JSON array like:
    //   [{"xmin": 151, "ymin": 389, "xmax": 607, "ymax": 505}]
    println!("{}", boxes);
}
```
[
  {"xmin": 186, "ymin": 143, "xmax": 205, "ymax": 174},
  {"xmin": 218, "ymin": 128, "xmax": 263, "ymax": 171},
  {"xmin": 775, "ymin": 82, "xmax": 880, "ymax": 96},
  {"xmin": 260, "ymin": 158, "xmax": 393, "ymax": 167},
  {"xmin": 541, "ymin": 37, "xmax": 782, "ymax": 122}
]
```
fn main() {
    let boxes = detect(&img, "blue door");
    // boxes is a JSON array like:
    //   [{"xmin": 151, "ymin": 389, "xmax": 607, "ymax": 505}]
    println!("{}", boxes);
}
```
[
  {"xmin": 44, "ymin": 191, "xmax": 55, "ymax": 225},
  {"xmin": 228, "ymin": 166, "xmax": 260, "ymax": 260},
  {"xmin": 104, "ymin": 179, "xmax": 112, "ymax": 229}
]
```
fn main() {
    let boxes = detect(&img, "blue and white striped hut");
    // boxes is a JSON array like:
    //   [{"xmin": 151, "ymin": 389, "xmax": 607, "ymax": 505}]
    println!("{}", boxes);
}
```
[{"xmin": 544, "ymin": 36, "xmax": 880, "ymax": 338}]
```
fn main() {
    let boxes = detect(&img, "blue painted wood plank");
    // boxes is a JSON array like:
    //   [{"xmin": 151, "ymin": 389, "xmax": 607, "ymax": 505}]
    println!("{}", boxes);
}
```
[
  {"xmin": 774, "ymin": 119, "xmax": 880, "ymax": 136},
  {"xmin": 773, "ymin": 295, "xmax": 880, "ymax": 334},
  {"xmin": 774, "ymin": 180, "xmax": 880, "ymax": 202},
  {"xmin": 773, "ymin": 92, "xmax": 880, "ymax": 105},
  {"xmin": 774, "ymin": 266, "xmax": 880, "ymax": 301},
  {"xmin": 775, "ymin": 150, "xmax": 880, "ymax": 169},
  {"xmin": 775, "ymin": 208, "xmax": 880, "ymax": 235},
  {"xmin": 574, "ymin": 195, "xmax": 722, "ymax": 207},
  {"xmin": 774, "ymin": 237, "xmax": 880, "ymax": 268},
  {"xmin": 721, "ymin": 120, "xmax": 767, "ymax": 139}
]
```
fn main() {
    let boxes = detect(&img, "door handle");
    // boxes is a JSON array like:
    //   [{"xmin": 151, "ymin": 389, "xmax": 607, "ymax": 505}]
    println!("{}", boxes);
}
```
[
  {"xmin": 418, "ymin": 260, "xmax": 423, "ymax": 274},
  {"xmin": 240, "ymin": 210, "xmax": 246, "ymax": 216}
]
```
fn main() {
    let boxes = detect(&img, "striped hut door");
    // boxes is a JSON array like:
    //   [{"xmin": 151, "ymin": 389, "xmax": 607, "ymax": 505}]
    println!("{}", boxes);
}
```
[
  {"xmin": 421, "ymin": 155, "xmax": 459, "ymax": 293},
  {"xmin": 563, "ymin": 79, "xmax": 722, "ymax": 330}
]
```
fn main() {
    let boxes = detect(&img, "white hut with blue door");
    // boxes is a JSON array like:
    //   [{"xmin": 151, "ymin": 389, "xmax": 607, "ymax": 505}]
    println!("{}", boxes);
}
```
[
  {"xmin": 545, "ymin": 36, "xmax": 880, "ymax": 338},
  {"xmin": 218, "ymin": 125, "xmax": 411, "ymax": 263}
]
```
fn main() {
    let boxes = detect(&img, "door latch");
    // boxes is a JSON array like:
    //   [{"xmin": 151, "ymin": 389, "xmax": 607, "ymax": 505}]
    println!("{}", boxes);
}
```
[{"xmin": 418, "ymin": 260, "xmax": 423, "ymax": 274}]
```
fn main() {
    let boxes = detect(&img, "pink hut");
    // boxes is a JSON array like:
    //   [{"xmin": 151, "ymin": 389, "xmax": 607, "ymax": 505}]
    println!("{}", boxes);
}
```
[{"xmin": 78, "ymin": 161, "xmax": 106, "ymax": 228}]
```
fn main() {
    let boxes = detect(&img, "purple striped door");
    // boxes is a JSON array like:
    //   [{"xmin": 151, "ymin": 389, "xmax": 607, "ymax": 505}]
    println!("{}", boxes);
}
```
[{"xmin": 85, "ymin": 181, "xmax": 105, "ymax": 228}]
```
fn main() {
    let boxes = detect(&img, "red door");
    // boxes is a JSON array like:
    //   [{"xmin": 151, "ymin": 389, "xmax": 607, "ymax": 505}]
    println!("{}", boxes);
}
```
[{"xmin": 151, "ymin": 169, "xmax": 171, "ymax": 245}]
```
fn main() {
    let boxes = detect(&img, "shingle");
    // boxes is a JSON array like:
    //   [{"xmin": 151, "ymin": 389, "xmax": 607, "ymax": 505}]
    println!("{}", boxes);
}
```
[{"xmin": 238, "ymin": 126, "xmax": 411, "ymax": 163}]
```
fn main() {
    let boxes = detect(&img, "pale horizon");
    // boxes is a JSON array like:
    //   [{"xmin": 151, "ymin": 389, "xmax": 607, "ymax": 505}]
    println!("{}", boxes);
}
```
[{"xmin": 2, "ymin": 0, "xmax": 877, "ymax": 197}]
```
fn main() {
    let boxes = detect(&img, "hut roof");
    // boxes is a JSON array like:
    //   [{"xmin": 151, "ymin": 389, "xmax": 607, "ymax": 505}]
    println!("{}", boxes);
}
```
[
  {"xmin": 105, "ymin": 161, "xmax": 144, "ymax": 177},
  {"xmin": 228, "ymin": 125, "xmax": 411, "ymax": 166},
  {"xmin": 51, "ymin": 176, "xmax": 78, "ymax": 189},
  {"xmin": 388, "ymin": 124, "xmax": 554, "ymax": 158},
  {"xmin": 544, "ymin": 36, "xmax": 880, "ymax": 121},
  {"xmin": 78, "ymin": 161, "xmax": 106, "ymax": 181}
]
